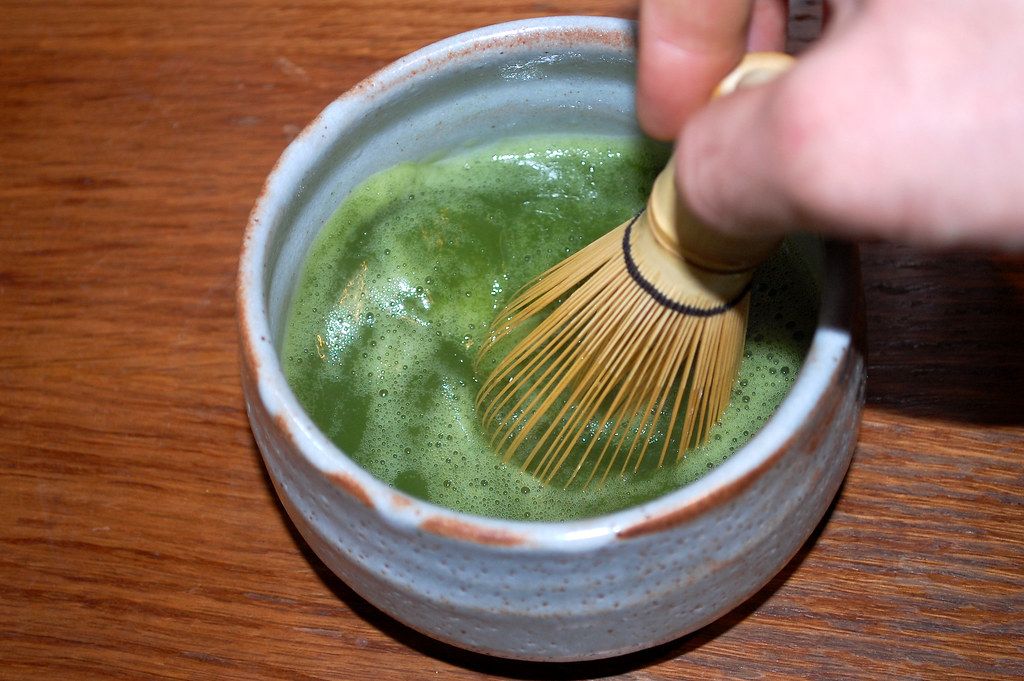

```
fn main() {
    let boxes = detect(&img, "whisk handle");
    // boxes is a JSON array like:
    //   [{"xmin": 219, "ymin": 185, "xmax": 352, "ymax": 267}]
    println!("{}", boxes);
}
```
[{"xmin": 648, "ymin": 52, "xmax": 794, "ymax": 274}]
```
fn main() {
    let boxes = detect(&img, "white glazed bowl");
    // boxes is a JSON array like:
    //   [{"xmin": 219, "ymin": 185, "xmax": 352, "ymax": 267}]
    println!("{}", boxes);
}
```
[{"xmin": 238, "ymin": 16, "xmax": 865, "ymax": 662}]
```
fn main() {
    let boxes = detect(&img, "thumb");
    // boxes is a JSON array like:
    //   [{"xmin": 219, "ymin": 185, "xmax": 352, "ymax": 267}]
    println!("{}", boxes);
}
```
[{"xmin": 674, "ymin": 70, "xmax": 806, "ymax": 241}]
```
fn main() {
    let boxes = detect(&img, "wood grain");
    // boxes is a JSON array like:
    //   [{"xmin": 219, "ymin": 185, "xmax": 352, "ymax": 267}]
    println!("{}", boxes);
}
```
[{"xmin": 1, "ymin": 2, "xmax": 1021, "ymax": 679}]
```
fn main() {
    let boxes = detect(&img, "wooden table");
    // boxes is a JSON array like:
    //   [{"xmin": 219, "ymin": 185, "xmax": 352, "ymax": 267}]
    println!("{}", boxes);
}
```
[{"xmin": 3, "ymin": 2, "xmax": 1021, "ymax": 679}]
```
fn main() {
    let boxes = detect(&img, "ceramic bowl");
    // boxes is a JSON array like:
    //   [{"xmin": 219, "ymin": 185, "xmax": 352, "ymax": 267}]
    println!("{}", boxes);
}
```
[{"xmin": 238, "ymin": 16, "xmax": 865, "ymax": 662}]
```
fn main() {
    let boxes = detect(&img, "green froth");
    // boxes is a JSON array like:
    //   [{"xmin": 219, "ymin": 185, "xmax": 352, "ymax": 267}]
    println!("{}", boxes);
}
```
[{"xmin": 282, "ymin": 135, "xmax": 818, "ymax": 520}]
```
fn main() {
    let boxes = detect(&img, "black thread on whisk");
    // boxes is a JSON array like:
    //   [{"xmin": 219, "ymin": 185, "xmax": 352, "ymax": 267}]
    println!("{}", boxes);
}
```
[{"xmin": 622, "ymin": 211, "xmax": 752, "ymax": 317}]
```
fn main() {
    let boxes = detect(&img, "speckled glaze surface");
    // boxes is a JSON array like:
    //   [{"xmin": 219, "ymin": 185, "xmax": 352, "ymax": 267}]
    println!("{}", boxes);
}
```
[{"xmin": 238, "ymin": 16, "xmax": 866, "ymax": 662}]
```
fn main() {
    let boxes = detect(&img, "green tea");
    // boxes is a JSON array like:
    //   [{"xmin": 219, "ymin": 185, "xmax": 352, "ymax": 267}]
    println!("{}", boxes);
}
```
[{"xmin": 282, "ymin": 135, "xmax": 817, "ymax": 520}]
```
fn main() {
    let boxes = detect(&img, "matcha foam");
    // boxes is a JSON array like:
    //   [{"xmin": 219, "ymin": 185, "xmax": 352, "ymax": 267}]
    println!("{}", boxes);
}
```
[{"xmin": 282, "ymin": 135, "xmax": 818, "ymax": 521}]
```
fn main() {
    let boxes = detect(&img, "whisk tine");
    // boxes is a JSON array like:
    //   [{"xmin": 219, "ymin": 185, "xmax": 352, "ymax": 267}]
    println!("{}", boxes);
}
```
[
  {"xmin": 571, "ymin": 308, "xmax": 690, "ymax": 486},
  {"xmin": 663, "ymin": 318, "xmax": 701, "ymax": 463},
  {"xmin": 477, "ymin": 251, "xmax": 629, "ymax": 431},
  {"xmin": 475, "ymin": 226, "xmax": 624, "ymax": 361},
  {"xmin": 517, "ymin": 271, "xmax": 648, "ymax": 476},
  {"xmin": 624, "ymin": 310, "xmax": 688, "ymax": 474},
  {"xmin": 566, "ymin": 313, "xmax": 675, "ymax": 487},
  {"xmin": 533, "ymin": 280, "xmax": 660, "ymax": 483},
  {"xmin": 485, "ymin": 258, "xmax": 634, "ymax": 463},
  {"xmin": 478, "ymin": 289, "xmax": 600, "ymax": 428},
  {"xmin": 604, "ymin": 304, "xmax": 672, "ymax": 477}
]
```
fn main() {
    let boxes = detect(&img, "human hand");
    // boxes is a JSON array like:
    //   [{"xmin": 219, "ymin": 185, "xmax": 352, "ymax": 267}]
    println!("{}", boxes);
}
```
[{"xmin": 637, "ymin": 0, "xmax": 1024, "ymax": 250}]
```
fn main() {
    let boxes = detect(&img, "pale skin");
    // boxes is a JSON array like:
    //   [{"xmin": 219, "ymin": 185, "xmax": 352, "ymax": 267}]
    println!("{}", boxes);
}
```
[{"xmin": 637, "ymin": 0, "xmax": 1024, "ymax": 250}]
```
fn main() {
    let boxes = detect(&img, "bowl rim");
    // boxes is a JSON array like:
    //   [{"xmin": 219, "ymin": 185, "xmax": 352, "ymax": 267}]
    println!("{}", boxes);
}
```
[{"xmin": 238, "ymin": 14, "xmax": 858, "ymax": 550}]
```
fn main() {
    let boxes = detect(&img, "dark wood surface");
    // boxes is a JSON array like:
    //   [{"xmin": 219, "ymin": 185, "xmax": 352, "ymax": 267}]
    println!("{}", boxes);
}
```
[{"xmin": 2, "ymin": 2, "xmax": 1021, "ymax": 679}]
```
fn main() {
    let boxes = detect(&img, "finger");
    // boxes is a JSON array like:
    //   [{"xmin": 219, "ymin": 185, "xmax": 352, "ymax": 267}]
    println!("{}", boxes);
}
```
[
  {"xmin": 636, "ymin": 0, "xmax": 755, "ymax": 140},
  {"xmin": 747, "ymin": 0, "xmax": 787, "ymax": 51},
  {"xmin": 674, "ymin": 68, "xmax": 803, "ymax": 241},
  {"xmin": 673, "ymin": 3, "xmax": 868, "ymax": 242},
  {"xmin": 679, "ymin": 0, "xmax": 1024, "ymax": 251}
]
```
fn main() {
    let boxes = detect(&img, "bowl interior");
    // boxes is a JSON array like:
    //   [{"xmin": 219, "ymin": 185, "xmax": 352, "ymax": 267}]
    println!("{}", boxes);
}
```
[{"xmin": 246, "ymin": 18, "xmax": 839, "ymax": 532}]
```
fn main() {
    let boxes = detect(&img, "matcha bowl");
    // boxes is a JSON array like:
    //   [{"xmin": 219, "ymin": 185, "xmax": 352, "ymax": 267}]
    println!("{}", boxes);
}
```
[{"xmin": 238, "ymin": 16, "xmax": 865, "ymax": 662}]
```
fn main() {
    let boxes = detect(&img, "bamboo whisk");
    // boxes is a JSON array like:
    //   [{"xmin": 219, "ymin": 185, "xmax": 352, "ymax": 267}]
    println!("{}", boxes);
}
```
[{"xmin": 476, "ymin": 52, "xmax": 795, "ymax": 488}]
